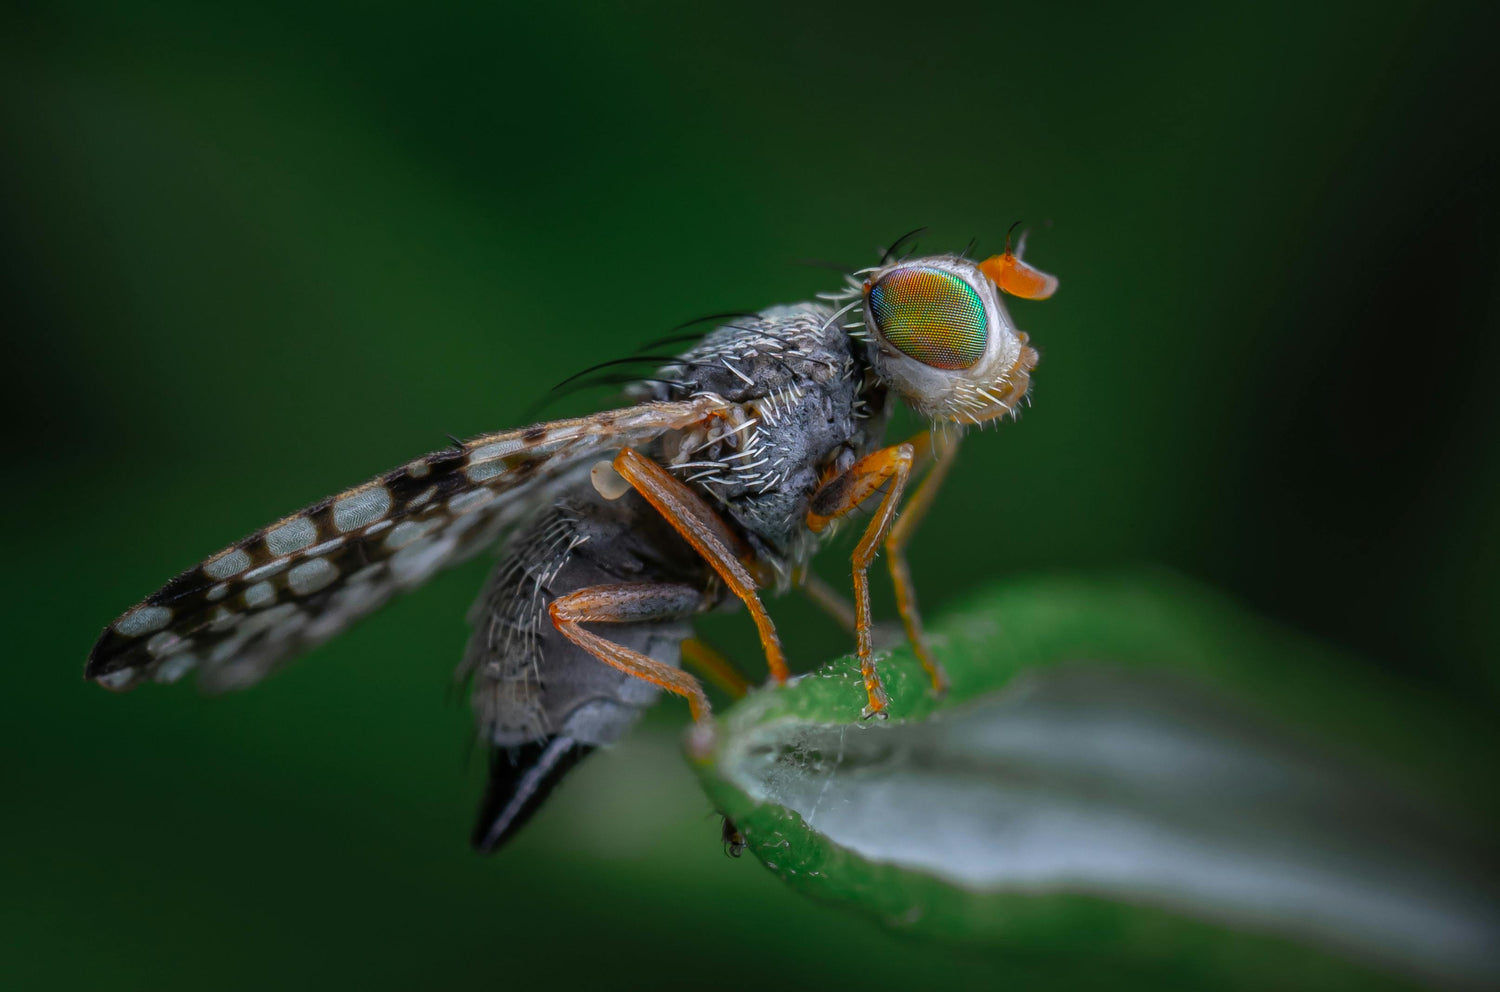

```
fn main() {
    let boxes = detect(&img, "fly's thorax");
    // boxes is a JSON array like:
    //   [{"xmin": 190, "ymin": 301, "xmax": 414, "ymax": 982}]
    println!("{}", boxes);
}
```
[
  {"xmin": 645, "ymin": 303, "xmax": 885, "ymax": 572},
  {"xmin": 859, "ymin": 255, "xmax": 1038, "ymax": 425},
  {"xmin": 659, "ymin": 390, "xmax": 876, "ymax": 579}
]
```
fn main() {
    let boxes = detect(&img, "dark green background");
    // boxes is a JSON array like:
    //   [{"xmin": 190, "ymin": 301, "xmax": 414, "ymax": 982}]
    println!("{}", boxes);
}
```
[{"xmin": 2, "ymin": 2, "xmax": 1496, "ymax": 989}]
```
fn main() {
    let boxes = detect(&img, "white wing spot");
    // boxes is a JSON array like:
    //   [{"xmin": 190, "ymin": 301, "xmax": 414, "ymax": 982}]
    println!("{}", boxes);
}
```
[
  {"xmin": 448, "ymin": 489, "xmax": 498, "ymax": 514},
  {"xmin": 146, "ymin": 630, "xmax": 183, "ymax": 656},
  {"xmin": 406, "ymin": 459, "xmax": 431, "ymax": 478},
  {"xmin": 306, "ymin": 582, "xmax": 384, "ymax": 640},
  {"xmin": 391, "ymin": 535, "xmax": 457, "ymax": 586},
  {"xmin": 98, "ymin": 668, "xmax": 140, "ymax": 690},
  {"xmin": 469, "ymin": 438, "xmax": 525, "ymax": 463},
  {"xmin": 288, "ymin": 558, "xmax": 338, "ymax": 596},
  {"xmin": 153, "ymin": 653, "xmax": 198, "ymax": 684},
  {"xmin": 363, "ymin": 519, "xmax": 393, "ymax": 537},
  {"xmin": 265, "ymin": 516, "xmax": 318, "ymax": 555},
  {"xmin": 204, "ymin": 548, "xmax": 251, "ymax": 580},
  {"xmin": 346, "ymin": 564, "xmax": 383, "ymax": 585},
  {"xmin": 207, "ymin": 583, "xmax": 230, "ymax": 602},
  {"xmin": 445, "ymin": 508, "xmax": 490, "ymax": 538},
  {"xmin": 243, "ymin": 558, "xmax": 290, "ymax": 582},
  {"xmin": 305, "ymin": 537, "xmax": 345, "ymax": 557},
  {"xmin": 334, "ymin": 486, "xmax": 392, "ymax": 532},
  {"xmin": 209, "ymin": 637, "xmax": 244, "ymax": 665},
  {"xmin": 466, "ymin": 460, "xmax": 507, "ymax": 483},
  {"xmin": 408, "ymin": 486, "xmax": 437, "ymax": 508},
  {"xmin": 209, "ymin": 606, "xmax": 241, "ymax": 632},
  {"xmin": 244, "ymin": 581, "xmax": 276, "ymax": 607},
  {"xmin": 384, "ymin": 518, "xmax": 443, "ymax": 550},
  {"xmin": 243, "ymin": 602, "xmax": 299, "ymax": 636},
  {"xmin": 117, "ymin": 605, "xmax": 172, "ymax": 637}
]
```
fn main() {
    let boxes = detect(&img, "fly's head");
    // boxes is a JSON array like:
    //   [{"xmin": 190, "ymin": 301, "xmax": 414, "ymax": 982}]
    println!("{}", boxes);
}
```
[{"xmin": 857, "ymin": 244, "xmax": 1056, "ymax": 425}]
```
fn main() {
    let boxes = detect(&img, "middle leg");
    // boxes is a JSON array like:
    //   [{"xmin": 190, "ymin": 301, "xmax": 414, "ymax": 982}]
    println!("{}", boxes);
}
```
[
  {"xmin": 795, "ymin": 567, "xmax": 858, "ymax": 635},
  {"xmin": 884, "ymin": 432, "xmax": 960, "ymax": 696}
]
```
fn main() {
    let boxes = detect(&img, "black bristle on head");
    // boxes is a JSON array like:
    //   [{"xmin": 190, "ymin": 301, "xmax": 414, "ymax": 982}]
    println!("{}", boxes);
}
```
[{"xmin": 881, "ymin": 227, "xmax": 927, "ymax": 265}]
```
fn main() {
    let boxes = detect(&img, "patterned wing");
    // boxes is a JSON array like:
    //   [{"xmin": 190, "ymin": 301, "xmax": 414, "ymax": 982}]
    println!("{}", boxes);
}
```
[{"xmin": 85, "ymin": 396, "xmax": 728, "ymax": 693}]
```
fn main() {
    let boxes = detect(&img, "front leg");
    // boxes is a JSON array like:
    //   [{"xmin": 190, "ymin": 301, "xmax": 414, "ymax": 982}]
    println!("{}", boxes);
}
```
[{"xmin": 806, "ymin": 443, "xmax": 915, "ymax": 718}]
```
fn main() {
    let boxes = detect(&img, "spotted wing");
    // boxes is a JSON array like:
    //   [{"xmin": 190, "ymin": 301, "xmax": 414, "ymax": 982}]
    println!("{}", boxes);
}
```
[{"xmin": 85, "ymin": 395, "xmax": 729, "ymax": 693}]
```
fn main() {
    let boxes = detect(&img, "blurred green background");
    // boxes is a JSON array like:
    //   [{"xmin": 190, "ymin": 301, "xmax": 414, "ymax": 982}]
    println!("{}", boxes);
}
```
[{"xmin": 2, "ymin": 1, "xmax": 1497, "ymax": 989}]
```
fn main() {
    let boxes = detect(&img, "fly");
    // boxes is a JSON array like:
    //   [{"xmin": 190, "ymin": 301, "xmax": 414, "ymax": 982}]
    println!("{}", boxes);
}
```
[{"xmin": 85, "ymin": 234, "xmax": 1058, "ymax": 851}]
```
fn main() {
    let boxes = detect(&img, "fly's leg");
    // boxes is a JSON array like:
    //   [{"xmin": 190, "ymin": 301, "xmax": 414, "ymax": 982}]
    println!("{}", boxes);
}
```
[
  {"xmin": 548, "ymin": 582, "xmax": 713, "ymax": 722},
  {"xmin": 885, "ymin": 433, "xmax": 960, "ymax": 696},
  {"xmin": 681, "ymin": 637, "xmax": 750, "ymax": 699},
  {"xmin": 613, "ymin": 447, "xmax": 789, "ymax": 684},
  {"xmin": 797, "ymin": 567, "xmax": 906, "ymax": 652},
  {"xmin": 796, "ymin": 568, "xmax": 857, "ymax": 634},
  {"xmin": 806, "ymin": 443, "xmax": 915, "ymax": 718}
]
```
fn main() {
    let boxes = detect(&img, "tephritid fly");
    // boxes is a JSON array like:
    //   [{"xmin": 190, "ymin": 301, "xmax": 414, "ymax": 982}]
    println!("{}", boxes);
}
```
[{"xmin": 86, "ymin": 233, "xmax": 1058, "ymax": 851}]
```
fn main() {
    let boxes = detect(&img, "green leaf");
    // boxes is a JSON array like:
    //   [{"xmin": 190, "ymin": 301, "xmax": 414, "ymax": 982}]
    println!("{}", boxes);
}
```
[{"xmin": 687, "ymin": 570, "xmax": 1499, "ymax": 989}]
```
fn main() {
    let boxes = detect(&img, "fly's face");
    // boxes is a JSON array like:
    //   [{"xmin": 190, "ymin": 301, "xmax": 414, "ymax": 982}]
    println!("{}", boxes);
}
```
[{"xmin": 859, "ymin": 248, "xmax": 1056, "ymax": 425}]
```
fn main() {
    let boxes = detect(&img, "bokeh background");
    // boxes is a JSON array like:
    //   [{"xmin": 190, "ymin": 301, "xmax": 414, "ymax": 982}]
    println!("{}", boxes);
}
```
[{"xmin": 3, "ymin": 1, "xmax": 1496, "ymax": 989}]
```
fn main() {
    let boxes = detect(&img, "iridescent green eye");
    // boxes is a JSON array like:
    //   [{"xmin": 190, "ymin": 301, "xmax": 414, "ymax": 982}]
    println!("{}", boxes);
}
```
[{"xmin": 866, "ymin": 267, "xmax": 988, "ymax": 370}]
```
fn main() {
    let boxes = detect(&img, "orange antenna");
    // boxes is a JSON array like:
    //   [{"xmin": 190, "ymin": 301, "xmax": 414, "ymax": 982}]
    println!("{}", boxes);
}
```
[{"xmin": 979, "ymin": 224, "xmax": 1059, "ymax": 300}]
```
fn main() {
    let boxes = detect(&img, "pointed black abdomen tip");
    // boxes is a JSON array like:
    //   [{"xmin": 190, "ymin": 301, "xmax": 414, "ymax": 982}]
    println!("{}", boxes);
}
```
[{"xmin": 471, "ymin": 736, "xmax": 596, "ymax": 854}]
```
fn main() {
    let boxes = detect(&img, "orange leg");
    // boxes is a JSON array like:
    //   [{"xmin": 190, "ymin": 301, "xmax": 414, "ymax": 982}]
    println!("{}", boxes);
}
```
[
  {"xmin": 680, "ymin": 636, "xmax": 750, "ymax": 699},
  {"xmin": 796, "ymin": 568, "xmax": 857, "ymax": 635},
  {"xmin": 807, "ymin": 443, "xmax": 915, "ymax": 718},
  {"xmin": 548, "ymin": 582, "xmax": 712, "ymax": 722},
  {"xmin": 885, "ymin": 433, "xmax": 959, "ymax": 696},
  {"xmin": 614, "ymin": 447, "xmax": 789, "ymax": 684}
]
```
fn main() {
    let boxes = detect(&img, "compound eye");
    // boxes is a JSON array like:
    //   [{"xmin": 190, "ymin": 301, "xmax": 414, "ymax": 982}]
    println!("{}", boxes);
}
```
[{"xmin": 866, "ymin": 267, "xmax": 988, "ymax": 370}]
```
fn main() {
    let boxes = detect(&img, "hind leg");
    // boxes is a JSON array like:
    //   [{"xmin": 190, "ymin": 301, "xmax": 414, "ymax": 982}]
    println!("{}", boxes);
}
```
[
  {"xmin": 548, "ymin": 582, "xmax": 712, "ymax": 721},
  {"xmin": 680, "ymin": 637, "xmax": 750, "ymax": 699}
]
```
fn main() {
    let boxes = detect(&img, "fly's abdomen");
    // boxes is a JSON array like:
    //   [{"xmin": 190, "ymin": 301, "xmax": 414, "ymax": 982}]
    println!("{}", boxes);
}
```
[{"xmin": 462, "ymin": 484, "xmax": 704, "ymax": 851}]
